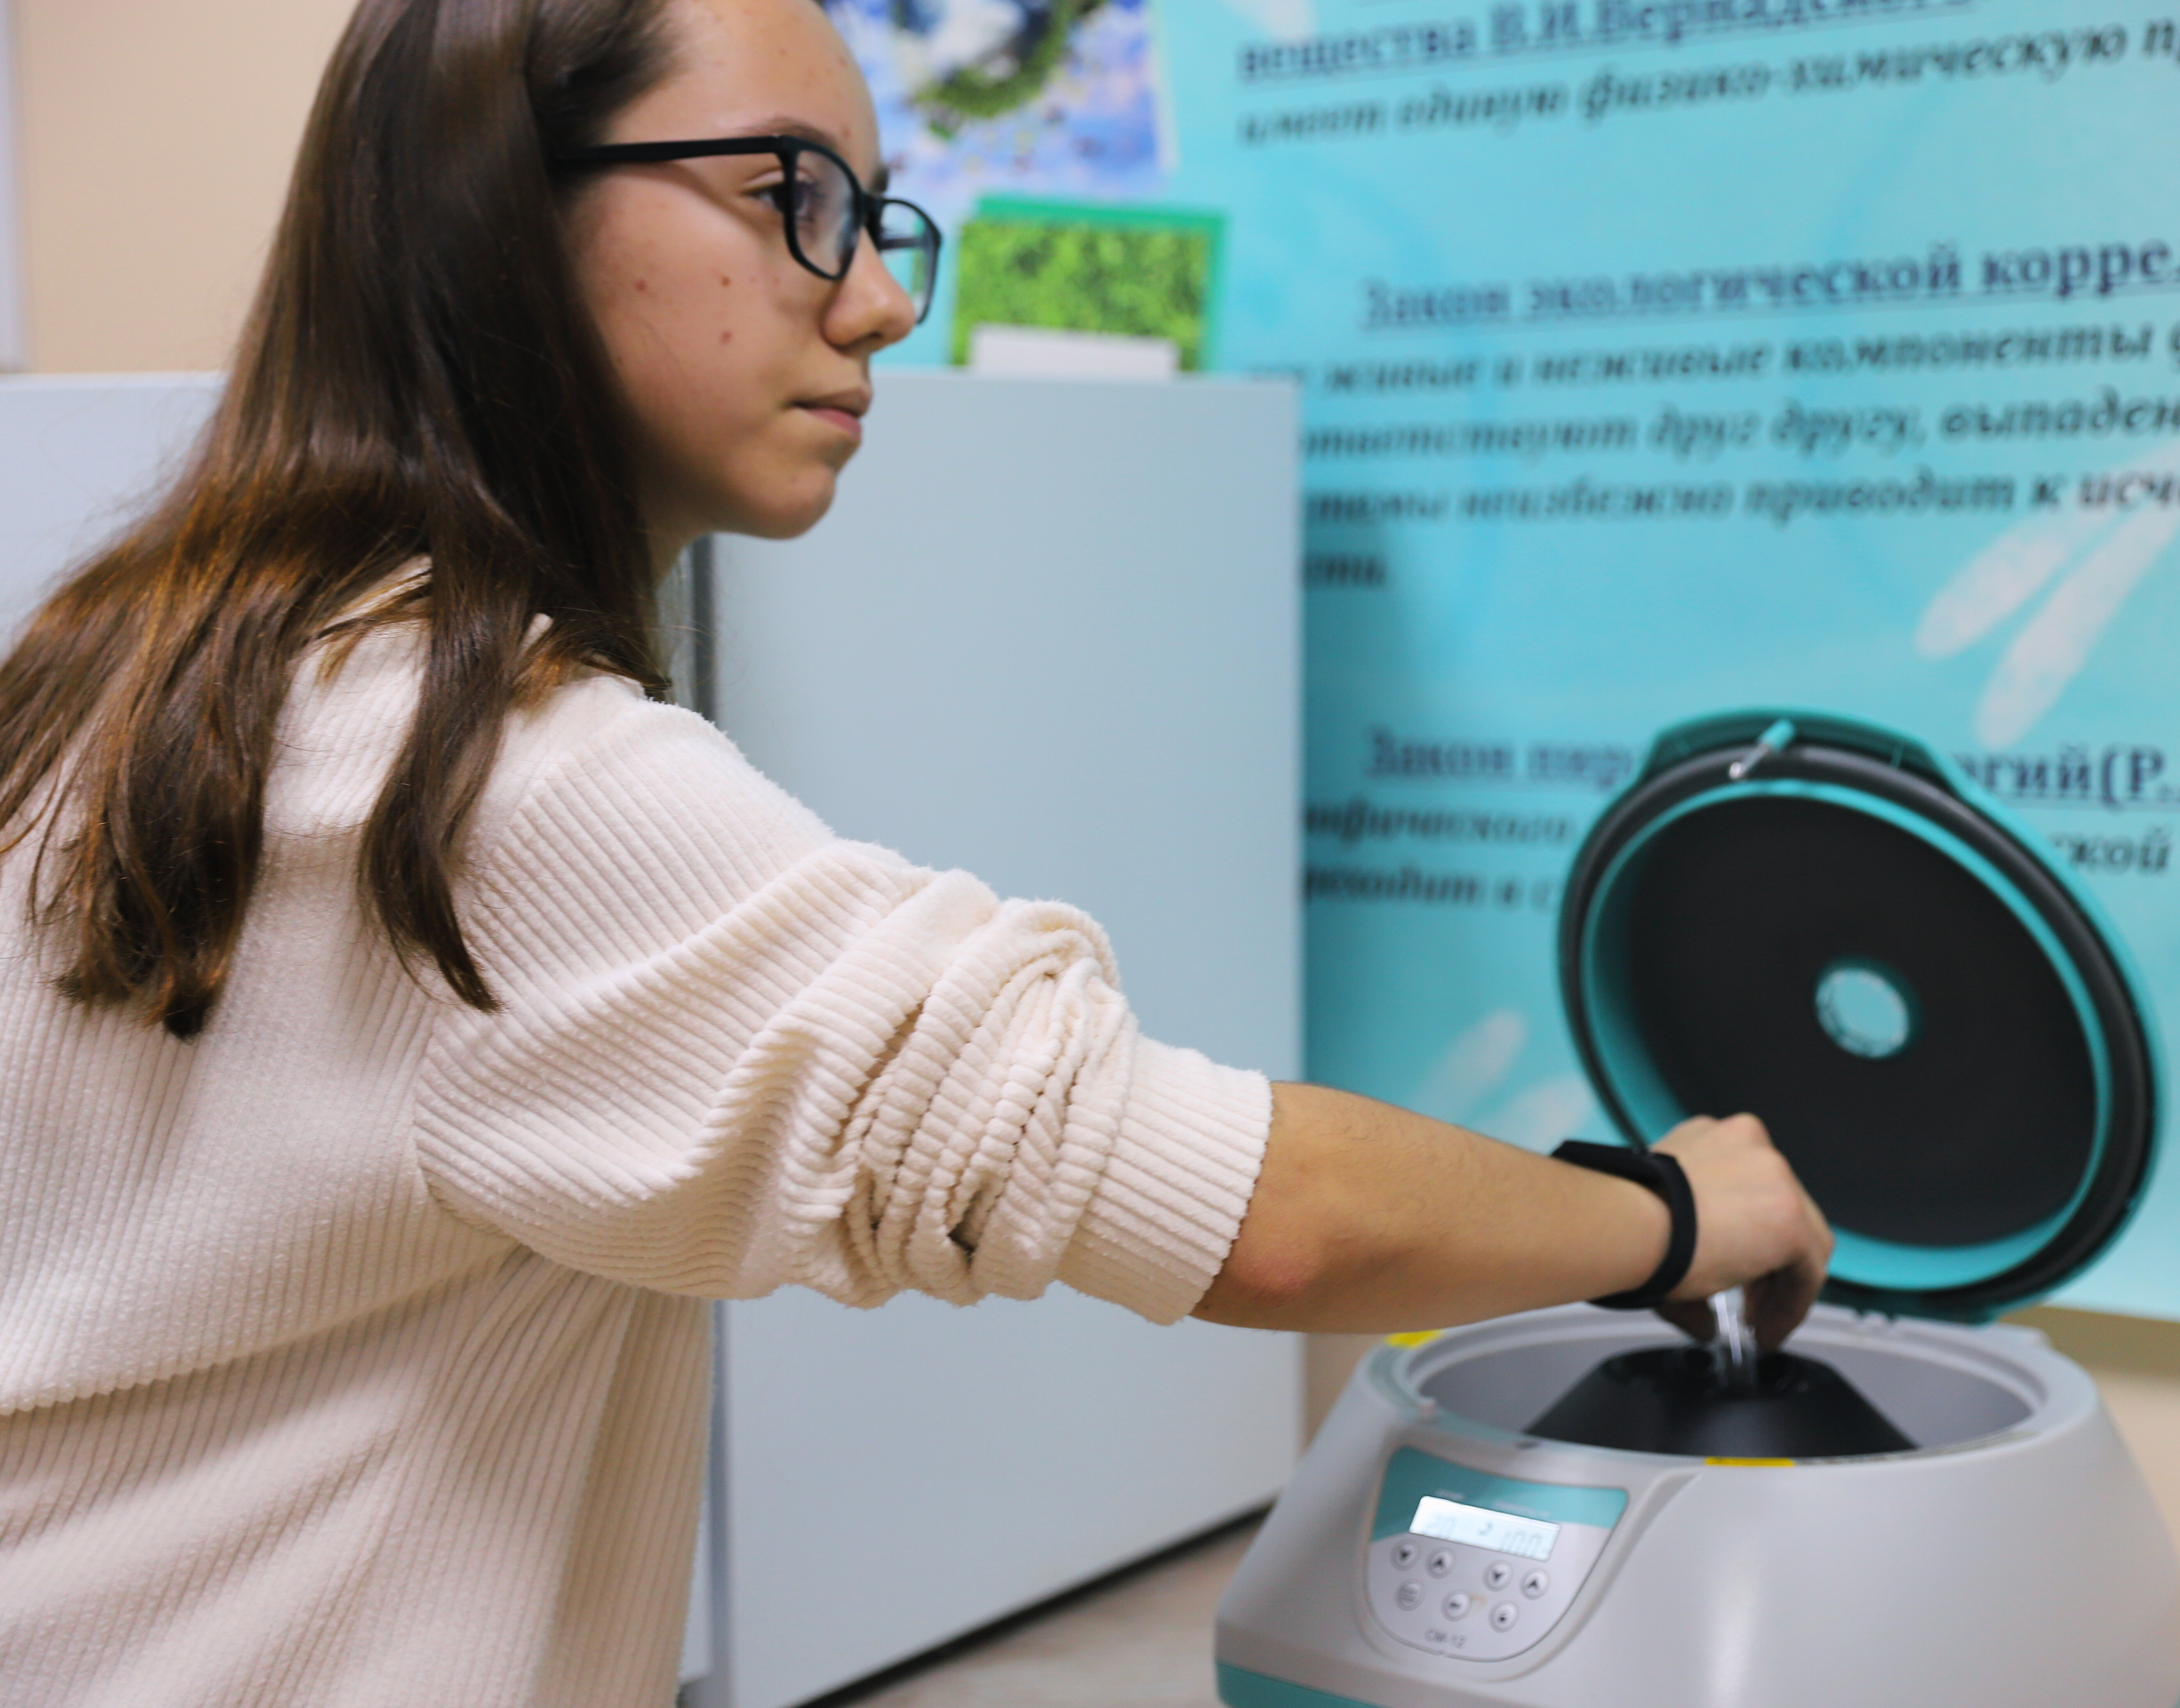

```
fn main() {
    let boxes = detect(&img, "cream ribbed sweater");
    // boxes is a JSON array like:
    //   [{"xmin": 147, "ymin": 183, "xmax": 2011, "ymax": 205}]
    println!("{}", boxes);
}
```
[{"xmin": 0, "ymin": 620, "xmax": 1272, "ymax": 1707}]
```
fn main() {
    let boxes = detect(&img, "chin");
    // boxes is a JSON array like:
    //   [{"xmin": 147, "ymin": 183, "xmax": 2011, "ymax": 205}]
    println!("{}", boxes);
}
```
[{"xmin": 720, "ymin": 475, "xmax": 839, "ymax": 542}]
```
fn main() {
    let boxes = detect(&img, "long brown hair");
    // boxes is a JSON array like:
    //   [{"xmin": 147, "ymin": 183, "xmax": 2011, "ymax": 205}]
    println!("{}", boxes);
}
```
[{"xmin": 0, "ymin": 0, "xmax": 676, "ymax": 1038}]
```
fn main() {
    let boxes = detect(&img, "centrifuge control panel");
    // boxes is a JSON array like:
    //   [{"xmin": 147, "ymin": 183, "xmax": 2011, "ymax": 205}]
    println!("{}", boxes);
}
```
[{"xmin": 1363, "ymin": 1448, "xmax": 1625, "ymax": 1663}]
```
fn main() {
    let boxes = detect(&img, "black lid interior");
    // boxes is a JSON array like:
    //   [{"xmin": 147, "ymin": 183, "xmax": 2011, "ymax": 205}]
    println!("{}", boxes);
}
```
[{"xmin": 1558, "ymin": 715, "xmax": 2157, "ymax": 1321}]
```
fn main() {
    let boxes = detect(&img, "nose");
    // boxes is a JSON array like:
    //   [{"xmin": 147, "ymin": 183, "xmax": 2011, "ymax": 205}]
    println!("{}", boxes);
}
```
[{"xmin": 825, "ymin": 232, "xmax": 919, "ymax": 353}]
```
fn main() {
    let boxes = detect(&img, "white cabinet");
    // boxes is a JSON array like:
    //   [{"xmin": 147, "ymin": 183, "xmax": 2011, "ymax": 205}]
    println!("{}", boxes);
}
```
[{"xmin": 696, "ymin": 372, "xmax": 1302, "ymax": 1708}]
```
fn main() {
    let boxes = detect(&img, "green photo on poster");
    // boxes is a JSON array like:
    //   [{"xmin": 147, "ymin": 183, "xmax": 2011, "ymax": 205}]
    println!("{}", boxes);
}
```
[{"xmin": 948, "ymin": 197, "xmax": 1225, "ymax": 370}]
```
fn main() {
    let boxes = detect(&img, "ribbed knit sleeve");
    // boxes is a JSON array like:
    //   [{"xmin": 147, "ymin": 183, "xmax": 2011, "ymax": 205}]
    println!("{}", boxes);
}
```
[{"xmin": 411, "ymin": 681, "xmax": 1271, "ymax": 1325}]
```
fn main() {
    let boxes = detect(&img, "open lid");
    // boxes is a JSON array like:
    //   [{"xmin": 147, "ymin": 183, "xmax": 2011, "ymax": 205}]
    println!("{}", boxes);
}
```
[{"xmin": 1557, "ymin": 710, "xmax": 2158, "ymax": 1322}]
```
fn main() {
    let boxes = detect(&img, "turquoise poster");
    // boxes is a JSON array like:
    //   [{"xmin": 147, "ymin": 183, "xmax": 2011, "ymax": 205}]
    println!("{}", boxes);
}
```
[{"xmin": 849, "ymin": 1, "xmax": 2180, "ymax": 1318}]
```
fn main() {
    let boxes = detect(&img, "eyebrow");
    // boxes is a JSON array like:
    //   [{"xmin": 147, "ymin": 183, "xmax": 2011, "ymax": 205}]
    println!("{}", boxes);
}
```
[
  {"xmin": 746, "ymin": 117, "xmax": 887, "ymax": 191},
  {"xmin": 751, "ymin": 117, "xmax": 841, "ymax": 149}
]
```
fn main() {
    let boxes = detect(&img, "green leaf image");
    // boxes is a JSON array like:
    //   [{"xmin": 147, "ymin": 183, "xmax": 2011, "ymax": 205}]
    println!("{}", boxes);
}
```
[
  {"xmin": 897, "ymin": 0, "xmax": 1103, "ymax": 133},
  {"xmin": 950, "ymin": 202, "xmax": 1224, "ymax": 369}
]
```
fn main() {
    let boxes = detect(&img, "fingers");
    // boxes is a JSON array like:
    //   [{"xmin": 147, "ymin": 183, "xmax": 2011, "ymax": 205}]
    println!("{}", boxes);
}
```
[
  {"xmin": 1747, "ymin": 1263, "xmax": 1820, "ymax": 1349},
  {"xmin": 1654, "ymin": 1109, "xmax": 1835, "ymax": 1347},
  {"xmin": 1653, "ymin": 1297, "xmax": 1716, "ymax": 1342},
  {"xmin": 1752, "ymin": 1157, "xmax": 1835, "ymax": 1347},
  {"xmin": 1749, "ymin": 1193, "xmax": 1835, "ymax": 1348},
  {"xmin": 1661, "ymin": 1249, "xmax": 1822, "ymax": 1352},
  {"xmin": 1745, "ymin": 1243, "xmax": 1824, "ymax": 1349}
]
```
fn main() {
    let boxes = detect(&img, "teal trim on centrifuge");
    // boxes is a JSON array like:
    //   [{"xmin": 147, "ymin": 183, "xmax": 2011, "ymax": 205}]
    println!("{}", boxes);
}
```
[
  {"xmin": 1826, "ymin": 1218, "xmax": 2070, "ymax": 1290},
  {"xmin": 1577, "ymin": 778, "xmax": 2115, "ymax": 1294},
  {"xmin": 1217, "ymin": 1664, "xmax": 1389, "ymax": 1708},
  {"xmin": 1371, "ymin": 1446, "xmax": 1628, "ymax": 1540}
]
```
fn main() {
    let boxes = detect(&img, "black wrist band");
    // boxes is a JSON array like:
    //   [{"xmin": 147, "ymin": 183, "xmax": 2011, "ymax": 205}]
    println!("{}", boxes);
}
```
[{"xmin": 1551, "ymin": 1139, "xmax": 1698, "ymax": 1310}]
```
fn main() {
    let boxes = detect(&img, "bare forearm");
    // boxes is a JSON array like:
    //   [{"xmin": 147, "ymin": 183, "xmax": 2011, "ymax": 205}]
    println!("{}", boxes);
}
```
[{"xmin": 1193, "ymin": 1083, "xmax": 1671, "ymax": 1333}]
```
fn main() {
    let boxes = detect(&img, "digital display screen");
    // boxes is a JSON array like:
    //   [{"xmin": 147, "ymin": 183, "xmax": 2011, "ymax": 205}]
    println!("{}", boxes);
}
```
[{"xmin": 1408, "ymin": 1496, "xmax": 1559, "ymax": 1562}]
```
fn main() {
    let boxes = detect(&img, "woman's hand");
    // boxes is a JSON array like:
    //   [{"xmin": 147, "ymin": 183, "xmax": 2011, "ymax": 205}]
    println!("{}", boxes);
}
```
[{"xmin": 1653, "ymin": 1113, "xmax": 1834, "ymax": 1350}]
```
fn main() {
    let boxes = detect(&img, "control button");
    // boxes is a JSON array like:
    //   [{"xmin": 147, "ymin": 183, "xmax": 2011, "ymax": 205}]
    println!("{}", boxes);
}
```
[
  {"xmin": 1442, "ymin": 1592, "xmax": 1475, "ymax": 1621},
  {"xmin": 1426, "ymin": 1550, "xmax": 1456, "ymax": 1577},
  {"xmin": 1392, "ymin": 1542, "xmax": 1420, "ymax": 1570},
  {"xmin": 1482, "ymin": 1561, "xmax": 1514, "ymax": 1591},
  {"xmin": 1521, "ymin": 1570, "xmax": 1550, "ymax": 1599},
  {"xmin": 1490, "ymin": 1602, "xmax": 1520, "ymax": 1632},
  {"xmin": 1396, "ymin": 1581, "xmax": 1424, "ymax": 1612}
]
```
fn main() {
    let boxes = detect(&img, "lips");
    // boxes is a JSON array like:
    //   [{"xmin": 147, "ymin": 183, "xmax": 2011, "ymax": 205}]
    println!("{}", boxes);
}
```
[
  {"xmin": 800, "ymin": 404, "xmax": 864, "ymax": 441},
  {"xmin": 797, "ymin": 388, "xmax": 871, "ymax": 442}
]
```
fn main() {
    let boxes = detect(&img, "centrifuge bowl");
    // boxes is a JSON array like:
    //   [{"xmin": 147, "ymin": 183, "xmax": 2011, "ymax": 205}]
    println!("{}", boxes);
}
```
[
  {"xmin": 1395, "ymin": 1304, "xmax": 2052, "ymax": 1459},
  {"xmin": 1217, "ymin": 1305, "xmax": 2180, "ymax": 1708}
]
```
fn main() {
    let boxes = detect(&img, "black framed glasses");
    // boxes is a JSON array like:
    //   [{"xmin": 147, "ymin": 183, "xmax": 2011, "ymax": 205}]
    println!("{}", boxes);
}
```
[{"xmin": 556, "ymin": 134, "xmax": 942, "ymax": 324}]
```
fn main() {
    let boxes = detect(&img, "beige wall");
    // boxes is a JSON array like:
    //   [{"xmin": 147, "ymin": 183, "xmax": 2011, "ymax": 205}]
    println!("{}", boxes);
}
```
[
  {"xmin": 19, "ymin": 0, "xmax": 2180, "ymax": 1564},
  {"xmin": 2015, "ymin": 1306, "xmax": 2180, "ymax": 1550},
  {"xmin": 16, "ymin": 0, "xmax": 356, "ymax": 373}
]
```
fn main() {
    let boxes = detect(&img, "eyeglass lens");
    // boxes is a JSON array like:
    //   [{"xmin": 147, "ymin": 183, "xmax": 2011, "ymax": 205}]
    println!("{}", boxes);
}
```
[
  {"xmin": 875, "ymin": 204, "xmax": 939, "ymax": 322},
  {"xmin": 783, "ymin": 147, "xmax": 860, "ymax": 277},
  {"xmin": 779, "ymin": 145, "xmax": 940, "ymax": 323}
]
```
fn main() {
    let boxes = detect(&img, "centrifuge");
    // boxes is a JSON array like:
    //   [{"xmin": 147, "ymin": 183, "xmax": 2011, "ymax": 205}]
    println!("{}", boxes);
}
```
[{"xmin": 1218, "ymin": 711, "xmax": 2180, "ymax": 1708}]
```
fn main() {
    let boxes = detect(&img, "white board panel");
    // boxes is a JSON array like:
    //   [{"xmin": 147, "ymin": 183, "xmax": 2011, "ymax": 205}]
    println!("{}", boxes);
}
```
[
  {"xmin": 0, "ymin": 375, "xmax": 219, "ymax": 641},
  {"xmin": 701, "ymin": 370, "xmax": 1303, "ymax": 1708},
  {"xmin": 707, "ymin": 370, "xmax": 1301, "ymax": 1078},
  {"xmin": 721, "ymin": 1290, "xmax": 1296, "ymax": 1708}
]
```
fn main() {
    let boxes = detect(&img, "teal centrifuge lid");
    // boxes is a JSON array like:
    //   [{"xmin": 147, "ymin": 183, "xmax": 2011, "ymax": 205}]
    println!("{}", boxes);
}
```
[{"xmin": 1557, "ymin": 710, "xmax": 2158, "ymax": 1322}]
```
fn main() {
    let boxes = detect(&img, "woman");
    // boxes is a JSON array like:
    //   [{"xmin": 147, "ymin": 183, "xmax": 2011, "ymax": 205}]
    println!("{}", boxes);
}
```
[{"xmin": 0, "ymin": 0, "xmax": 1831, "ymax": 1703}]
